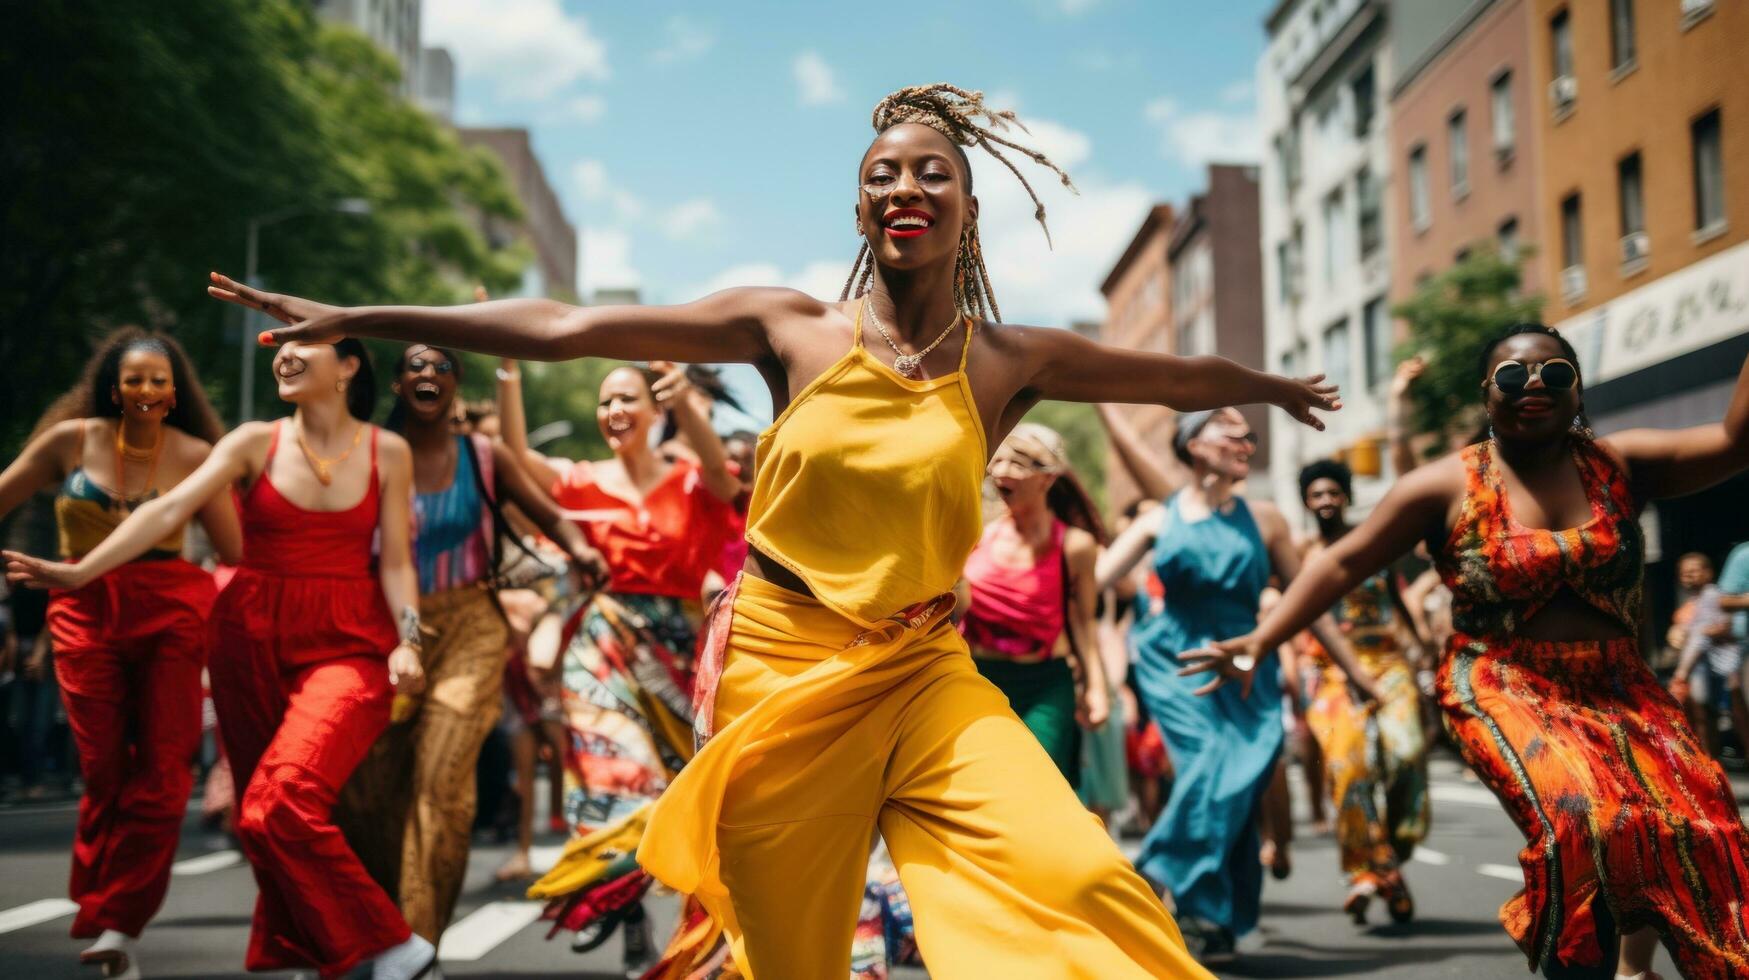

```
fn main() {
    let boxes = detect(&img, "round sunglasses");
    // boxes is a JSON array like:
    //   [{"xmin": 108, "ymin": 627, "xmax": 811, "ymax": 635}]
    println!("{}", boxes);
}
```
[{"xmin": 1488, "ymin": 357, "xmax": 1577, "ymax": 397}]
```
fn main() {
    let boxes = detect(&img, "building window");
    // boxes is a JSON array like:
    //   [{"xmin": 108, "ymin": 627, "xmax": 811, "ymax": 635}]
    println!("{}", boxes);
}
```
[
  {"xmin": 1692, "ymin": 108, "xmax": 1726, "ymax": 234},
  {"xmin": 1561, "ymin": 192, "xmax": 1586, "ymax": 299},
  {"xmin": 1491, "ymin": 71, "xmax": 1515, "ymax": 159},
  {"xmin": 1274, "ymin": 130, "xmax": 1302, "ymax": 194},
  {"xmin": 1362, "ymin": 297, "xmax": 1391, "ymax": 391},
  {"xmin": 1617, "ymin": 152, "xmax": 1646, "ymax": 238},
  {"xmin": 1409, "ymin": 144, "xmax": 1430, "ymax": 231},
  {"xmin": 1499, "ymin": 216, "xmax": 1520, "ymax": 261},
  {"xmin": 1550, "ymin": 10, "xmax": 1576, "ymax": 115},
  {"xmin": 1323, "ymin": 318, "xmax": 1351, "ymax": 395},
  {"xmin": 1351, "ymin": 63, "xmax": 1376, "ymax": 139},
  {"xmin": 1322, "ymin": 188, "xmax": 1345, "ymax": 285},
  {"xmin": 1610, "ymin": 0, "xmax": 1637, "ymax": 71},
  {"xmin": 1357, "ymin": 166, "xmax": 1382, "ymax": 258},
  {"xmin": 1449, "ymin": 109, "xmax": 1470, "ymax": 196}
]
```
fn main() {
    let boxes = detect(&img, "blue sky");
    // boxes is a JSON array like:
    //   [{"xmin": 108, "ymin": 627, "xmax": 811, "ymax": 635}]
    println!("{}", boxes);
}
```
[{"xmin": 424, "ymin": 0, "xmax": 1271, "ymax": 420}]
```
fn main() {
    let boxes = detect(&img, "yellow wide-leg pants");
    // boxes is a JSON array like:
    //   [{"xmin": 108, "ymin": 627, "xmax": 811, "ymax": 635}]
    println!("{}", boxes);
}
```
[{"xmin": 641, "ymin": 574, "xmax": 1208, "ymax": 979}]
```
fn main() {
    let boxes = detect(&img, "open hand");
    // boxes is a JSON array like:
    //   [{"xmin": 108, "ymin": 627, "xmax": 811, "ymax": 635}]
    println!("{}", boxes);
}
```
[
  {"xmin": 1278, "ymin": 374, "xmax": 1341, "ymax": 430},
  {"xmin": 206, "ymin": 272, "xmax": 348, "ymax": 345},
  {"xmin": 3, "ymin": 551, "xmax": 90, "ymax": 591},
  {"xmin": 388, "ymin": 643, "xmax": 426, "ymax": 696},
  {"xmin": 1391, "ymin": 356, "xmax": 1426, "ymax": 399},
  {"xmin": 1178, "ymin": 634, "xmax": 1264, "ymax": 697},
  {"xmin": 649, "ymin": 360, "xmax": 695, "ymax": 412},
  {"xmin": 566, "ymin": 545, "xmax": 610, "ymax": 596}
]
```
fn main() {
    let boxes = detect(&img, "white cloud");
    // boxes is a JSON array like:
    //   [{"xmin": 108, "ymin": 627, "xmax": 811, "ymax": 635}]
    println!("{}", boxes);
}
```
[
  {"xmin": 651, "ymin": 16, "xmax": 715, "ymax": 64},
  {"xmin": 558, "ymin": 94, "xmax": 606, "ymax": 123},
  {"xmin": 424, "ymin": 0, "xmax": 608, "ymax": 101},
  {"xmin": 793, "ymin": 52, "xmax": 844, "ymax": 106},
  {"xmin": 659, "ymin": 198, "xmax": 723, "ymax": 241},
  {"xmin": 573, "ymin": 159, "xmax": 644, "ymax": 220},
  {"xmin": 579, "ymin": 227, "xmax": 640, "ymax": 294},
  {"xmin": 691, "ymin": 260, "xmax": 849, "ymax": 303},
  {"xmin": 1144, "ymin": 97, "xmax": 1263, "ymax": 170},
  {"xmin": 1220, "ymin": 79, "xmax": 1255, "ymax": 105}
]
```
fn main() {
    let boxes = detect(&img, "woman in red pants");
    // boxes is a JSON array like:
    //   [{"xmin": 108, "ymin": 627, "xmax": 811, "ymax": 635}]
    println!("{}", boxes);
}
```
[
  {"xmin": 0, "ymin": 328, "xmax": 239, "ymax": 980},
  {"xmin": 10, "ymin": 339, "xmax": 434, "ymax": 980}
]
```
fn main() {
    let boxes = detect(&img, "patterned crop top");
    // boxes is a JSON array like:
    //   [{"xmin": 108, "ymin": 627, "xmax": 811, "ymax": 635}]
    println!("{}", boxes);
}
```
[{"xmin": 1436, "ymin": 439, "xmax": 1644, "ymax": 640}]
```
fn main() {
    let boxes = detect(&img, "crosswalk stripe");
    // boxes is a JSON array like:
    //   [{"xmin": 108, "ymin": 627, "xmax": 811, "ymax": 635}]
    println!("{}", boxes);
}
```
[
  {"xmin": 172, "ymin": 849, "xmax": 244, "ymax": 876},
  {"xmin": 1477, "ymin": 863, "xmax": 1522, "ymax": 882},
  {"xmin": 0, "ymin": 899, "xmax": 77, "ymax": 935},
  {"xmin": 438, "ymin": 901, "xmax": 545, "ymax": 961},
  {"xmin": 1429, "ymin": 783, "xmax": 1502, "ymax": 808},
  {"xmin": 1411, "ymin": 846, "xmax": 1452, "ymax": 866}
]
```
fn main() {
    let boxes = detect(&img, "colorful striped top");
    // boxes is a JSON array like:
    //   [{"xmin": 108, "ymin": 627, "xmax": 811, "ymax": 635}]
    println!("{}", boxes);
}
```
[{"xmin": 414, "ymin": 435, "xmax": 492, "ymax": 595}]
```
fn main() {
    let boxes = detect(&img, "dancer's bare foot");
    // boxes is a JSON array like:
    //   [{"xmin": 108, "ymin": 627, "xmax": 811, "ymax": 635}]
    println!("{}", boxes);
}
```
[
  {"xmin": 1259, "ymin": 839, "xmax": 1292, "ymax": 880},
  {"xmin": 495, "ymin": 850, "xmax": 533, "ymax": 882}
]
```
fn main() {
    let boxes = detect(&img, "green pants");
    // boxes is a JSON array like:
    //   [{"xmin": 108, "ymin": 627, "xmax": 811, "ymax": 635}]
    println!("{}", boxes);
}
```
[{"xmin": 973, "ymin": 656, "xmax": 1081, "ymax": 788}]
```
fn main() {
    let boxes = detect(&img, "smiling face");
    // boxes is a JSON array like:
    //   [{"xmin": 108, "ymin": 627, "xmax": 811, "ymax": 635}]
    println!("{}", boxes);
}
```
[
  {"xmin": 273, "ymin": 342, "xmax": 354, "ymax": 406},
  {"xmin": 395, "ymin": 345, "xmax": 458, "ymax": 425},
  {"xmin": 1188, "ymin": 408, "xmax": 1256, "ymax": 480},
  {"xmin": 597, "ymin": 367, "xmax": 658, "ymax": 454},
  {"xmin": 856, "ymin": 123, "xmax": 978, "ymax": 275},
  {"xmin": 1483, "ymin": 333, "xmax": 1582, "ymax": 443},
  {"xmin": 114, "ymin": 348, "xmax": 175, "ymax": 424},
  {"xmin": 1303, "ymin": 477, "xmax": 1348, "ymax": 523}
]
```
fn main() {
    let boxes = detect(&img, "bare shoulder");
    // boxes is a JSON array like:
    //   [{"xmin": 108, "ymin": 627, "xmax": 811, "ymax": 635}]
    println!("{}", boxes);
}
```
[
  {"xmin": 42, "ymin": 418, "xmax": 89, "ymax": 456},
  {"xmin": 1397, "ymin": 451, "xmax": 1467, "ymax": 501},
  {"xmin": 1248, "ymin": 497, "xmax": 1288, "ymax": 531},
  {"xmin": 375, "ymin": 427, "xmax": 413, "ymax": 466},
  {"xmin": 1064, "ymin": 525, "xmax": 1098, "ymax": 559},
  {"xmin": 162, "ymin": 426, "xmax": 216, "ymax": 466}
]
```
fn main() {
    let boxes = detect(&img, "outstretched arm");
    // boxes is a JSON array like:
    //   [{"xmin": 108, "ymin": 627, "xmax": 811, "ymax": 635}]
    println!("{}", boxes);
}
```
[
  {"xmin": 209, "ymin": 272, "xmax": 785, "ymax": 365},
  {"xmin": 1180, "ymin": 460, "xmax": 1457, "ymax": 694},
  {"xmin": 1096, "ymin": 507, "xmax": 1163, "ymax": 593},
  {"xmin": 1605, "ymin": 350, "xmax": 1749, "ymax": 501},
  {"xmin": 1254, "ymin": 502, "xmax": 1385, "ymax": 704},
  {"xmin": 1094, "ymin": 403, "xmax": 1175, "ymax": 503},
  {"xmin": 5, "ymin": 424, "xmax": 265, "ymax": 588},
  {"xmin": 0, "ymin": 421, "xmax": 79, "ymax": 523},
  {"xmin": 1023, "ymin": 327, "xmax": 1340, "ymax": 430}
]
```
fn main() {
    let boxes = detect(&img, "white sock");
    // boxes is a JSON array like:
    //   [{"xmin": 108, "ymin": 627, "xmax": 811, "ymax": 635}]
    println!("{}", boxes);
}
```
[
  {"xmin": 82, "ymin": 929, "xmax": 131, "ymax": 955},
  {"xmin": 372, "ymin": 933, "xmax": 435, "ymax": 980},
  {"xmin": 1615, "ymin": 972, "xmax": 1649, "ymax": 980}
]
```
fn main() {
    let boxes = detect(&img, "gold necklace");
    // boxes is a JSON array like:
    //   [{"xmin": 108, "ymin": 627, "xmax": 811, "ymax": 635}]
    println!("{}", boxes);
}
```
[
  {"xmin": 864, "ymin": 295, "xmax": 962, "ymax": 378},
  {"xmin": 295, "ymin": 417, "xmax": 364, "ymax": 486},
  {"xmin": 111, "ymin": 423, "xmax": 162, "ymax": 514}
]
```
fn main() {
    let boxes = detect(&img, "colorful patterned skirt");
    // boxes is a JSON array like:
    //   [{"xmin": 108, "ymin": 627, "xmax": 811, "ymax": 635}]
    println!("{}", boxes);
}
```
[
  {"xmin": 529, "ymin": 590, "xmax": 701, "ymax": 940},
  {"xmin": 1439, "ymin": 632, "xmax": 1749, "ymax": 978},
  {"xmin": 1306, "ymin": 646, "xmax": 1429, "ymax": 889}
]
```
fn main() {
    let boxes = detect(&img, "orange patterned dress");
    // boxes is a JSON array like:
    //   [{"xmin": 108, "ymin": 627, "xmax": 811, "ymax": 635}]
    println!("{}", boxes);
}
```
[{"xmin": 1435, "ymin": 439, "xmax": 1749, "ymax": 978}]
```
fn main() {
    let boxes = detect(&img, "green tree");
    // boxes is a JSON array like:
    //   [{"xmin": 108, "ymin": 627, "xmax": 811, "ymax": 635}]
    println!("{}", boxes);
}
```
[
  {"xmin": 1, "ymin": 0, "xmax": 527, "ymax": 453},
  {"xmin": 1392, "ymin": 246, "xmax": 1544, "ymax": 452}
]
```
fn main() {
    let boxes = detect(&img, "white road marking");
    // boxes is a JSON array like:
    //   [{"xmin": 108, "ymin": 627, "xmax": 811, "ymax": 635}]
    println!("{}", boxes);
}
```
[
  {"xmin": 529, "ymin": 844, "xmax": 564, "ymax": 874},
  {"xmin": 0, "ymin": 899, "xmax": 78, "ymax": 934},
  {"xmin": 1429, "ymin": 783, "xmax": 1503, "ymax": 808},
  {"xmin": 1411, "ymin": 846, "xmax": 1452, "ymax": 866},
  {"xmin": 172, "ymin": 849, "xmax": 243, "ymax": 876},
  {"xmin": 1477, "ymin": 863, "xmax": 1523, "ymax": 882},
  {"xmin": 437, "ymin": 901, "xmax": 545, "ymax": 961}
]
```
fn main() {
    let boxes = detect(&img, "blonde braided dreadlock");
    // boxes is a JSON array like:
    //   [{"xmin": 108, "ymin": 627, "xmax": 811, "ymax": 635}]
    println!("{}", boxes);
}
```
[{"xmin": 841, "ymin": 85, "xmax": 1076, "ymax": 323}]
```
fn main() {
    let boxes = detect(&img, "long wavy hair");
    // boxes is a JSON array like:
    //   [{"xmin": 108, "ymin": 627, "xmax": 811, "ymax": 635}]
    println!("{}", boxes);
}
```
[{"xmin": 29, "ymin": 327, "xmax": 225, "ymax": 445}]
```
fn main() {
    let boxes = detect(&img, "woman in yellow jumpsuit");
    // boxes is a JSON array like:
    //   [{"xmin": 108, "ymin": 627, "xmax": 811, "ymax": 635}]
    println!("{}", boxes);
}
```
[{"xmin": 208, "ymin": 84, "xmax": 1338, "ymax": 978}]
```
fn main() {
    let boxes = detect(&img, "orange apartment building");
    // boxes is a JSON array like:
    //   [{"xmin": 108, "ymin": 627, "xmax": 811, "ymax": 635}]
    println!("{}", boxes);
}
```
[{"xmin": 1530, "ymin": 0, "xmax": 1749, "ymax": 618}]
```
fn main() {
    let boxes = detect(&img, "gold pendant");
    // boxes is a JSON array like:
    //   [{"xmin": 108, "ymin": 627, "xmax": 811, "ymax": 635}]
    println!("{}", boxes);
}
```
[{"xmin": 893, "ymin": 353, "xmax": 923, "ymax": 378}]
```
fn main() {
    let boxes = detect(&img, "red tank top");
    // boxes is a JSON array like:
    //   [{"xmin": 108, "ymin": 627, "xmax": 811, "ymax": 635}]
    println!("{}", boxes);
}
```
[
  {"xmin": 242, "ymin": 420, "xmax": 382, "ymax": 578},
  {"xmin": 959, "ymin": 517, "xmax": 1068, "ymax": 660}
]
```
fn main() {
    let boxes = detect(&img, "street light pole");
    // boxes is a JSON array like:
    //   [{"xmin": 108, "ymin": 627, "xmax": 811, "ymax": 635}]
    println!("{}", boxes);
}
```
[{"xmin": 236, "ymin": 199, "xmax": 371, "ymax": 425}]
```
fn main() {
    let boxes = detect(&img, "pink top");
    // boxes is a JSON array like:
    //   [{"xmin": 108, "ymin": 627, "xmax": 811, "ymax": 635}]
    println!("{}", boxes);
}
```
[{"xmin": 959, "ymin": 517, "xmax": 1068, "ymax": 660}]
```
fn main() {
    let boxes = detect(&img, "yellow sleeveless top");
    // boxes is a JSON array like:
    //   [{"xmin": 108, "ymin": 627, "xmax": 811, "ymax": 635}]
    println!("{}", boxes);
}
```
[
  {"xmin": 744, "ymin": 298, "xmax": 988, "ymax": 628},
  {"xmin": 56, "ymin": 422, "xmax": 183, "ymax": 561}
]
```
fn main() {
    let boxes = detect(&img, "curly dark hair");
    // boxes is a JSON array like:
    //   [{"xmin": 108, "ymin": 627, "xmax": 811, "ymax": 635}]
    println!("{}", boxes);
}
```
[
  {"xmin": 1298, "ymin": 458, "xmax": 1353, "ymax": 503},
  {"xmin": 30, "ymin": 327, "xmax": 225, "ymax": 445}
]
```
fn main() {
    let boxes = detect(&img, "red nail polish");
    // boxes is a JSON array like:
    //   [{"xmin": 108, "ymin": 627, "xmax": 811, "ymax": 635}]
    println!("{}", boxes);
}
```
[{"xmin": 257, "ymin": 331, "xmax": 275, "ymax": 346}]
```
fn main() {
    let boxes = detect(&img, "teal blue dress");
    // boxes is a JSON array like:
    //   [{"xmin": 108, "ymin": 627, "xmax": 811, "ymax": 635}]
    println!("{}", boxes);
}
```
[{"xmin": 1131, "ymin": 492, "xmax": 1279, "ymax": 938}]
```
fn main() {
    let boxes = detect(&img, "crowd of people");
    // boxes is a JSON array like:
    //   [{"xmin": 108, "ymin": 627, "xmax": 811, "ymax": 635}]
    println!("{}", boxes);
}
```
[{"xmin": 3, "ymin": 83, "xmax": 1749, "ymax": 980}]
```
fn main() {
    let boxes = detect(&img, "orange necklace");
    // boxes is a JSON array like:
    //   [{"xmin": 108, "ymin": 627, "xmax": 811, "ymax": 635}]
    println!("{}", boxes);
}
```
[
  {"xmin": 112, "ymin": 422, "xmax": 163, "ymax": 514},
  {"xmin": 295, "ymin": 417, "xmax": 364, "ymax": 486}
]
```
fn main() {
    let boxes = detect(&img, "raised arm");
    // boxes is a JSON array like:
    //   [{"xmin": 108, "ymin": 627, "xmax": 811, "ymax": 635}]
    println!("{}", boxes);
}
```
[
  {"xmin": 1180, "ymin": 459, "xmax": 1458, "ymax": 694},
  {"xmin": 491, "ymin": 440, "xmax": 608, "ymax": 591},
  {"xmin": 651, "ymin": 361, "xmax": 738, "ymax": 503},
  {"xmin": 1023, "ymin": 327, "xmax": 1340, "ymax": 429},
  {"xmin": 1604, "ymin": 350, "xmax": 1749, "ymax": 501},
  {"xmin": 1094, "ymin": 403, "xmax": 1175, "ymax": 504},
  {"xmin": 1254, "ymin": 501, "xmax": 1385, "ymax": 704},
  {"xmin": 210, "ymin": 272, "xmax": 788, "ymax": 366},
  {"xmin": 4, "ymin": 424, "xmax": 266, "ymax": 589},
  {"xmin": 1096, "ymin": 506, "xmax": 1163, "ymax": 593},
  {"xmin": 1388, "ymin": 357, "xmax": 1425, "ymax": 478}
]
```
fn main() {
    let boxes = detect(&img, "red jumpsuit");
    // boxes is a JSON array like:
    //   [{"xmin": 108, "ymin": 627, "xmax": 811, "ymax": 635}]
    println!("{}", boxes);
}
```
[
  {"xmin": 207, "ymin": 422, "xmax": 410, "ymax": 977},
  {"xmin": 47, "ymin": 558, "xmax": 215, "ymax": 939}
]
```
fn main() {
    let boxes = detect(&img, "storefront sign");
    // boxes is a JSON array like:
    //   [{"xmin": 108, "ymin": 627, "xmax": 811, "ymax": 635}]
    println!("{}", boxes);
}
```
[{"xmin": 1557, "ymin": 240, "xmax": 1749, "ymax": 385}]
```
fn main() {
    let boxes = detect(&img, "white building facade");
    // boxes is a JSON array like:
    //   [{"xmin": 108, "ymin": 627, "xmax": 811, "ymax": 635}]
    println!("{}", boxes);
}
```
[{"xmin": 1258, "ymin": 0, "xmax": 1399, "ymax": 523}]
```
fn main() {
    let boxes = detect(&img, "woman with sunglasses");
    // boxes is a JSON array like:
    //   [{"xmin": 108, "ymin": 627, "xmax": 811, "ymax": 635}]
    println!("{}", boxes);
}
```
[
  {"xmin": 1187, "ymin": 323, "xmax": 1749, "ymax": 979},
  {"xmin": 1096, "ymin": 406, "xmax": 1381, "ymax": 964}
]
